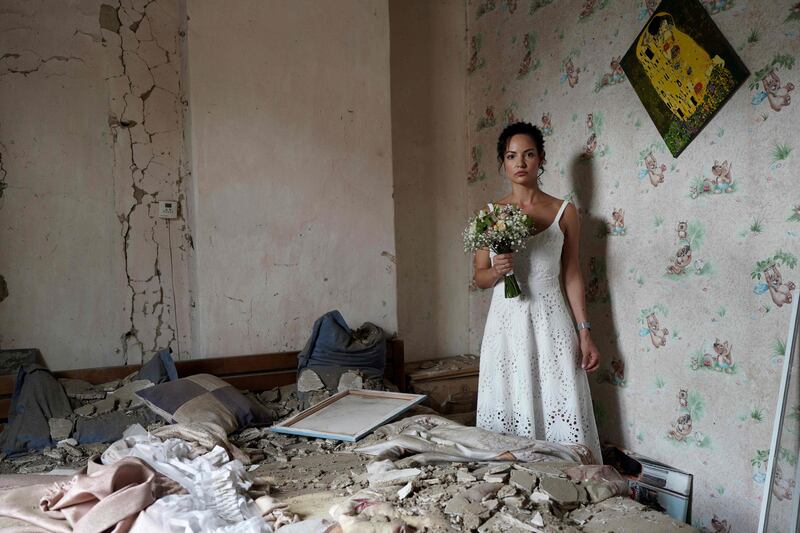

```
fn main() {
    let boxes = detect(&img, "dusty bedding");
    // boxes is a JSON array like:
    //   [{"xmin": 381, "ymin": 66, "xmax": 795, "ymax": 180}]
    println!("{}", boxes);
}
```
[{"xmin": 0, "ymin": 386, "xmax": 698, "ymax": 532}]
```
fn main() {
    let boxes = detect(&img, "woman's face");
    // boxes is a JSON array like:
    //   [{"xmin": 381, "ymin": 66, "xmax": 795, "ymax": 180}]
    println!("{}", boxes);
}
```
[{"xmin": 503, "ymin": 134, "xmax": 541, "ymax": 185}]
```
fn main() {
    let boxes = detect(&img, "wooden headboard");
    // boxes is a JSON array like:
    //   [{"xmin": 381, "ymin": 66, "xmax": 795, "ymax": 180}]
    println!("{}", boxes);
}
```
[{"xmin": 0, "ymin": 339, "xmax": 405, "ymax": 421}]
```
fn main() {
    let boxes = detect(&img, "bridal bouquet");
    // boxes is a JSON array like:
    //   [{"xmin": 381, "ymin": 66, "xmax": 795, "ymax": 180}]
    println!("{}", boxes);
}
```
[{"xmin": 463, "ymin": 203, "xmax": 534, "ymax": 298}]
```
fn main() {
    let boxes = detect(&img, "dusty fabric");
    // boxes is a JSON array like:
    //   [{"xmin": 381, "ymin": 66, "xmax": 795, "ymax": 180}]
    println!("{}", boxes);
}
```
[
  {"xmin": 329, "ymin": 489, "xmax": 414, "ymax": 532},
  {"xmin": 0, "ymin": 456, "xmax": 178, "ymax": 533},
  {"xmin": 103, "ymin": 425, "xmax": 268, "ymax": 531},
  {"xmin": 0, "ymin": 365, "xmax": 73, "ymax": 456},
  {"xmin": 254, "ymin": 495, "xmax": 298, "ymax": 530},
  {"xmin": 129, "ymin": 495, "xmax": 271, "ymax": 533},
  {"xmin": 355, "ymin": 414, "xmax": 583, "ymax": 465},
  {"xmin": 150, "ymin": 421, "xmax": 251, "ymax": 464},
  {"xmin": 136, "ymin": 348, "xmax": 178, "ymax": 385},
  {"xmin": 297, "ymin": 310, "xmax": 386, "ymax": 379}
]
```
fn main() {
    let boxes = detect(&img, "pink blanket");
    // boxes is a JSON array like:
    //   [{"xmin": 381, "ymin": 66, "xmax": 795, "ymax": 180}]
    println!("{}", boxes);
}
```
[{"xmin": 0, "ymin": 457, "xmax": 180, "ymax": 533}]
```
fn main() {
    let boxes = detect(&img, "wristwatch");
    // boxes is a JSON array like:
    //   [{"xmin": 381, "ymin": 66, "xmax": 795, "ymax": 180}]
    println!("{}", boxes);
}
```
[{"xmin": 576, "ymin": 321, "xmax": 592, "ymax": 331}]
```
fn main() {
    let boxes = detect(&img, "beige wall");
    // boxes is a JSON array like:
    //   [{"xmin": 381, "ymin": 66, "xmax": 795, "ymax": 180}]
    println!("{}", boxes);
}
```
[
  {"xmin": 0, "ymin": 0, "xmax": 191, "ymax": 369},
  {"xmin": 390, "ymin": 0, "xmax": 470, "ymax": 362},
  {"xmin": 184, "ymin": 0, "xmax": 398, "ymax": 357}
]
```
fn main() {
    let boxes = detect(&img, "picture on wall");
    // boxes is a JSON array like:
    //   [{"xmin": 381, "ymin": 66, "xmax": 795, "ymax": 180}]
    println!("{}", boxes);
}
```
[{"xmin": 620, "ymin": 0, "xmax": 749, "ymax": 157}]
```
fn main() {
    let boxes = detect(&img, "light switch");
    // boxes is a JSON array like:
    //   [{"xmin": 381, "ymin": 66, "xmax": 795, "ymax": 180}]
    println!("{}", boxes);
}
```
[{"xmin": 158, "ymin": 200, "xmax": 178, "ymax": 219}]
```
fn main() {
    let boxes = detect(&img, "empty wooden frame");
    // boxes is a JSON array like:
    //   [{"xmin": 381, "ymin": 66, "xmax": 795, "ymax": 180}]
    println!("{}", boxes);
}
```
[{"xmin": 270, "ymin": 389, "xmax": 426, "ymax": 442}]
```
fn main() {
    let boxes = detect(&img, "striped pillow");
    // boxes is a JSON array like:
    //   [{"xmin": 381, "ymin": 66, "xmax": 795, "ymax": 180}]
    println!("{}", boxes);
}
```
[{"xmin": 136, "ymin": 374, "xmax": 272, "ymax": 433}]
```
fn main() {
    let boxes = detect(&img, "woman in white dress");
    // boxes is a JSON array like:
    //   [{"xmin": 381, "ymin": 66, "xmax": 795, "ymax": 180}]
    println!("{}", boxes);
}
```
[{"xmin": 474, "ymin": 121, "xmax": 602, "ymax": 463}]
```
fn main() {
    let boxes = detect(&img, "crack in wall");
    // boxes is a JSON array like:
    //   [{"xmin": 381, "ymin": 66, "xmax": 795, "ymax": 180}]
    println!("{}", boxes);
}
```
[
  {"xmin": 0, "ymin": 55, "xmax": 85, "ymax": 78},
  {"xmin": 0, "ymin": 142, "xmax": 7, "ymax": 200},
  {"xmin": 0, "ymin": 139, "xmax": 6, "ymax": 307},
  {"xmin": 104, "ymin": 0, "xmax": 181, "ymax": 365}
]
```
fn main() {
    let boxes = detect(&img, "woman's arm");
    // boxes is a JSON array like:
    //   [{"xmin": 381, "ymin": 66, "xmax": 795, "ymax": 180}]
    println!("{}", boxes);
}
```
[
  {"xmin": 560, "ymin": 203, "xmax": 600, "ymax": 372},
  {"xmin": 473, "ymin": 249, "xmax": 513, "ymax": 289}
]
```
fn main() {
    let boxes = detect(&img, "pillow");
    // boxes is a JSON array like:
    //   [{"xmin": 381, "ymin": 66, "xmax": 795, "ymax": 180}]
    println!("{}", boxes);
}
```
[{"xmin": 135, "ymin": 374, "xmax": 272, "ymax": 433}]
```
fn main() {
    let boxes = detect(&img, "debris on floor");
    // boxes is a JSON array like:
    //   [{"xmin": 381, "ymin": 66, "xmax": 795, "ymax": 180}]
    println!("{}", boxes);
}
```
[{"xmin": 0, "ymin": 353, "xmax": 699, "ymax": 532}]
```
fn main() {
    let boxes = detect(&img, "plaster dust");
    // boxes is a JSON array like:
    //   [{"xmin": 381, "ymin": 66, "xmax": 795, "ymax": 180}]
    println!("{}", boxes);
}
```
[
  {"xmin": 229, "ymin": 395, "xmax": 696, "ymax": 532},
  {"xmin": 0, "ymin": 378, "xmax": 696, "ymax": 532}
]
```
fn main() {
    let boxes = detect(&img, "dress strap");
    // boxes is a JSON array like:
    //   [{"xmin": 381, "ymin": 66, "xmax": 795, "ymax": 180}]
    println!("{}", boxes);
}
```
[{"xmin": 554, "ymin": 200, "xmax": 570, "ymax": 223}]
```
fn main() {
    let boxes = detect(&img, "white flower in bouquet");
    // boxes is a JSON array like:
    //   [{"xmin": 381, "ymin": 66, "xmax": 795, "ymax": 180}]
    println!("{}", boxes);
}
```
[{"xmin": 463, "ymin": 203, "xmax": 535, "ymax": 298}]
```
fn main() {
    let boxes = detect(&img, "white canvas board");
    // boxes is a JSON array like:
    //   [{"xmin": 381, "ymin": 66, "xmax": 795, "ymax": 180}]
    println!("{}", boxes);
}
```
[
  {"xmin": 291, "ymin": 394, "xmax": 410, "ymax": 435},
  {"xmin": 270, "ymin": 390, "xmax": 426, "ymax": 441}
]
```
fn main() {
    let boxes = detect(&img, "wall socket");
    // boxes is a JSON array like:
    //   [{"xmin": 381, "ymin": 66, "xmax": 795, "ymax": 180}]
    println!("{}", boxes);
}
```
[{"xmin": 158, "ymin": 200, "xmax": 178, "ymax": 219}]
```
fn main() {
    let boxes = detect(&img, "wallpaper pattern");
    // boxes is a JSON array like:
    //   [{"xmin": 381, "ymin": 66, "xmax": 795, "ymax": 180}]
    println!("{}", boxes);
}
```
[{"xmin": 465, "ymin": 0, "xmax": 800, "ymax": 529}]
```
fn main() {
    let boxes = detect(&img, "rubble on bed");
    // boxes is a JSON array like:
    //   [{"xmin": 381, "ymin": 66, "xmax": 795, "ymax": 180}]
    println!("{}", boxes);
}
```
[
  {"xmin": 224, "ymin": 390, "xmax": 697, "ymax": 532},
  {"xmin": 0, "ymin": 367, "xmax": 698, "ymax": 531}
]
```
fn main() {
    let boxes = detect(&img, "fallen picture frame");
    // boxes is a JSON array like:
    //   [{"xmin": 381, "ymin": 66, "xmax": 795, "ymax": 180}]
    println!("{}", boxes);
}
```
[{"xmin": 270, "ymin": 389, "xmax": 427, "ymax": 442}]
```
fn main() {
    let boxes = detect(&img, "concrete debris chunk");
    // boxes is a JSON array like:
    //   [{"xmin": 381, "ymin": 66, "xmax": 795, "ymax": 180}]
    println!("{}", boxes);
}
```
[
  {"xmin": 488, "ymin": 463, "xmax": 512, "ymax": 474},
  {"xmin": 297, "ymin": 369, "xmax": 325, "ymax": 392},
  {"xmin": 19, "ymin": 462, "xmax": 51, "ymax": 474},
  {"xmin": 74, "ymin": 404, "xmax": 96, "ymax": 417},
  {"xmin": 522, "ymin": 463, "xmax": 567, "ymax": 478},
  {"xmin": 539, "ymin": 476, "xmax": 579, "ymax": 507},
  {"xmin": 457, "ymin": 470, "xmax": 477, "ymax": 483},
  {"xmin": 306, "ymin": 389, "xmax": 331, "ymax": 407},
  {"xmin": 397, "ymin": 481, "xmax": 414, "ymax": 500},
  {"xmin": 465, "ymin": 482, "xmax": 503, "ymax": 503},
  {"xmin": 584, "ymin": 479, "xmax": 616, "ymax": 503},
  {"xmin": 568, "ymin": 506, "xmax": 594, "ymax": 526},
  {"xmin": 96, "ymin": 379, "xmax": 122, "ymax": 392},
  {"xmin": 236, "ymin": 427, "xmax": 264, "ymax": 443},
  {"xmin": 444, "ymin": 495, "xmax": 484, "ymax": 517},
  {"xmin": 484, "ymin": 472, "xmax": 508, "ymax": 483},
  {"xmin": 503, "ymin": 496, "xmax": 525, "ymax": 509},
  {"xmin": 532, "ymin": 511, "xmax": 544, "ymax": 527},
  {"xmin": 368, "ymin": 468, "xmax": 421, "ymax": 488},
  {"xmin": 74, "ymin": 390, "xmax": 106, "ymax": 402},
  {"xmin": 510, "ymin": 469, "xmax": 537, "ymax": 494},
  {"xmin": 43, "ymin": 447, "xmax": 66, "ymax": 461},
  {"xmin": 463, "ymin": 511, "xmax": 481, "ymax": 530},
  {"xmin": 478, "ymin": 511, "xmax": 539, "ymax": 532},
  {"xmin": 92, "ymin": 397, "xmax": 118, "ymax": 416},
  {"xmin": 48, "ymin": 418, "xmax": 74, "ymax": 442},
  {"xmin": 259, "ymin": 388, "xmax": 280, "ymax": 403},
  {"xmin": 497, "ymin": 485, "xmax": 516, "ymax": 499},
  {"xmin": 482, "ymin": 498, "xmax": 499, "ymax": 512},
  {"xmin": 59, "ymin": 442, "xmax": 83, "ymax": 458},
  {"xmin": 337, "ymin": 371, "xmax": 364, "ymax": 392},
  {"xmin": 107, "ymin": 379, "xmax": 152, "ymax": 409},
  {"xmin": 529, "ymin": 490, "xmax": 550, "ymax": 504}
]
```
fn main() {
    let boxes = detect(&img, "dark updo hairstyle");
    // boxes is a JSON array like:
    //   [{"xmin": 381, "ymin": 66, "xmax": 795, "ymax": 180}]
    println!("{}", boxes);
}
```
[{"xmin": 496, "ymin": 121, "xmax": 546, "ymax": 175}]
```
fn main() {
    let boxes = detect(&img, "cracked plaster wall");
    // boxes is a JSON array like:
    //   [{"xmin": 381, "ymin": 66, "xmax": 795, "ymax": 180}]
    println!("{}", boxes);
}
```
[
  {"xmin": 0, "ymin": 0, "xmax": 192, "ymax": 369},
  {"xmin": 184, "ymin": 0, "xmax": 397, "ymax": 357}
]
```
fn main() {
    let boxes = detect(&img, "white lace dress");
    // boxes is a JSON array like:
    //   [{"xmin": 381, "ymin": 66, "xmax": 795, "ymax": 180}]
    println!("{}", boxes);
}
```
[{"xmin": 476, "ymin": 200, "xmax": 602, "ymax": 463}]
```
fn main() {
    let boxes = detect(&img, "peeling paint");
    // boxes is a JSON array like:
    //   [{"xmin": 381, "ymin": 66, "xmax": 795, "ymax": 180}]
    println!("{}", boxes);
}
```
[
  {"xmin": 102, "ymin": 0, "xmax": 186, "ymax": 364},
  {"xmin": 99, "ymin": 4, "xmax": 121, "ymax": 33}
]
